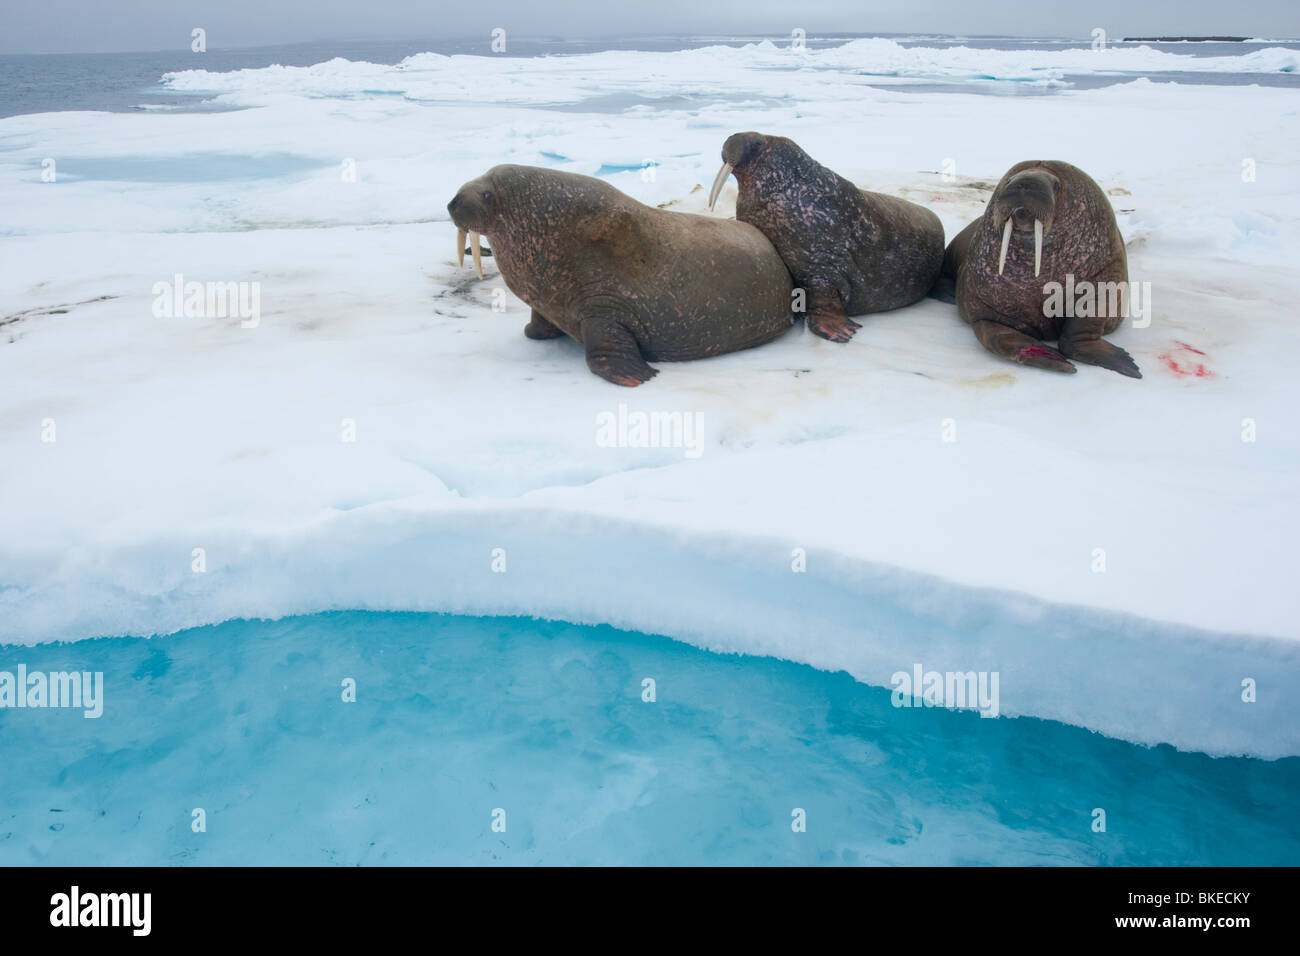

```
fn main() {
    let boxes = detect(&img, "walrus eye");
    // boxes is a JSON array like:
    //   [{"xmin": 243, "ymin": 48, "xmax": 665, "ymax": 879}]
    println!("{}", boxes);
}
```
[{"xmin": 481, "ymin": 190, "xmax": 493, "ymax": 203}]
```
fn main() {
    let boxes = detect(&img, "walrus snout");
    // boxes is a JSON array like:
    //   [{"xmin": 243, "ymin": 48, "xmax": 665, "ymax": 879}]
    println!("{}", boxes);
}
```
[
  {"xmin": 994, "ymin": 173, "xmax": 1058, "ymax": 278},
  {"xmin": 720, "ymin": 131, "xmax": 767, "ymax": 168},
  {"xmin": 448, "ymin": 181, "xmax": 494, "ymax": 279},
  {"xmin": 709, "ymin": 131, "xmax": 770, "ymax": 210},
  {"xmin": 995, "ymin": 203, "xmax": 1048, "ymax": 278}
]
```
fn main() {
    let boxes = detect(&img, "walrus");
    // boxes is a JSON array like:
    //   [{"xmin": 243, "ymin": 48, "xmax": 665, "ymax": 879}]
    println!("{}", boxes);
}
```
[
  {"xmin": 707, "ymin": 132, "xmax": 945, "ymax": 342},
  {"xmin": 940, "ymin": 160, "xmax": 1140, "ymax": 377},
  {"xmin": 447, "ymin": 165, "xmax": 794, "ymax": 386}
]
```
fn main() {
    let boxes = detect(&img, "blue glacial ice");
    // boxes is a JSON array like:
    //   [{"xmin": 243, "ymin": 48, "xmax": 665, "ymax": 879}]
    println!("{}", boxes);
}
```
[{"xmin": 2, "ymin": 611, "xmax": 1297, "ymax": 866}]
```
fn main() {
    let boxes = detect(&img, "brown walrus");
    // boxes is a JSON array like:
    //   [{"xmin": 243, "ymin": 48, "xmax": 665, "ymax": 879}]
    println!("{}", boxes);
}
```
[
  {"xmin": 940, "ymin": 160, "xmax": 1140, "ymax": 378},
  {"xmin": 447, "ymin": 165, "xmax": 794, "ymax": 386},
  {"xmin": 708, "ymin": 132, "xmax": 945, "ymax": 342}
]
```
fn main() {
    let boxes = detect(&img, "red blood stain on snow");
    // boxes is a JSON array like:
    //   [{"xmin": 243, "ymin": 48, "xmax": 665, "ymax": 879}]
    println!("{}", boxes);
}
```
[{"xmin": 1159, "ymin": 341, "xmax": 1213, "ymax": 378}]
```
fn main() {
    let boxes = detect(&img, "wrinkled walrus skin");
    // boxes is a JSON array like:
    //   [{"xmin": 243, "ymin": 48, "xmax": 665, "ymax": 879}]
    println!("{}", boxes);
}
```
[
  {"xmin": 709, "ymin": 132, "xmax": 945, "ymax": 343},
  {"xmin": 447, "ymin": 165, "xmax": 795, "ymax": 386},
  {"xmin": 941, "ymin": 160, "xmax": 1140, "ymax": 378}
]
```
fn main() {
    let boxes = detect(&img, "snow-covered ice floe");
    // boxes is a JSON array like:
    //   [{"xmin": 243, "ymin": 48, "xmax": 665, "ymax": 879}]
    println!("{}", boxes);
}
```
[
  {"xmin": 1, "ymin": 40, "xmax": 1298, "ymax": 759},
  {"xmin": 157, "ymin": 39, "xmax": 1300, "ymax": 102}
]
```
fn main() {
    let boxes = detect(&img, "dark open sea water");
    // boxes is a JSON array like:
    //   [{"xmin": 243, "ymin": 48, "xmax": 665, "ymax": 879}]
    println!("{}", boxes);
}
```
[{"xmin": 1, "ymin": 34, "xmax": 1298, "ymax": 119}]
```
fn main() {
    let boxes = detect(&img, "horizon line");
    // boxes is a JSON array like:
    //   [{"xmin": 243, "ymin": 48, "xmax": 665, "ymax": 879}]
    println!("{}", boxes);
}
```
[{"xmin": 3, "ymin": 30, "xmax": 1293, "ymax": 58}]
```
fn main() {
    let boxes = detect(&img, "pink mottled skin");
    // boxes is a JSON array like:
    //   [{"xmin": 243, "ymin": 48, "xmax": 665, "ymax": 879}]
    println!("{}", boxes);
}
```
[
  {"xmin": 719, "ymin": 132, "xmax": 945, "ymax": 344},
  {"xmin": 448, "ymin": 165, "xmax": 795, "ymax": 386},
  {"xmin": 941, "ymin": 160, "xmax": 1141, "ymax": 379}
]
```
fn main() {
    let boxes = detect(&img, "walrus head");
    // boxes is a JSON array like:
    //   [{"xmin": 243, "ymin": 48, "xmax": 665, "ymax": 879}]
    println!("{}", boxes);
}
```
[
  {"xmin": 447, "ymin": 174, "xmax": 501, "ymax": 279},
  {"xmin": 708, "ymin": 131, "xmax": 777, "ymax": 210},
  {"xmin": 990, "ymin": 169, "xmax": 1060, "ymax": 278}
]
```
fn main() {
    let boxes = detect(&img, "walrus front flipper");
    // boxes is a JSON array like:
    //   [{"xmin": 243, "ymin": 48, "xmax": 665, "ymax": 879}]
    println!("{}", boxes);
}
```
[
  {"xmin": 582, "ymin": 314, "xmax": 659, "ymax": 387},
  {"xmin": 807, "ymin": 311, "xmax": 862, "ymax": 343},
  {"xmin": 971, "ymin": 319, "xmax": 1076, "ymax": 374},
  {"xmin": 1058, "ymin": 324, "xmax": 1142, "ymax": 379},
  {"xmin": 524, "ymin": 309, "xmax": 565, "ymax": 340},
  {"xmin": 804, "ymin": 289, "xmax": 861, "ymax": 343}
]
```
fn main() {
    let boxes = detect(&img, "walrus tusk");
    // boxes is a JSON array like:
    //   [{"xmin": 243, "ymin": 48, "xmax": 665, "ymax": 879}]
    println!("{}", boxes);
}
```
[
  {"xmin": 470, "ymin": 230, "xmax": 483, "ymax": 279},
  {"xmin": 457, "ymin": 228, "xmax": 466, "ymax": 268},
  {"xmin": 998, "ymin": 218, "xmax": 1012, "ymax": 276},
  {"xmin": 1034, "ymin": 219, "xmax": 1043, "ymax": 277},
  {"xmin": 707, "ymin": 162, "xmax": 733, "ymax": 211}
]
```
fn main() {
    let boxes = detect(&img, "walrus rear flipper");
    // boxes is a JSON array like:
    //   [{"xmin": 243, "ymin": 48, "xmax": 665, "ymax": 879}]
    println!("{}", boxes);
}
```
[{"xmin": 927, "ymin": 273, "xmax": 957, "ymax": 304}]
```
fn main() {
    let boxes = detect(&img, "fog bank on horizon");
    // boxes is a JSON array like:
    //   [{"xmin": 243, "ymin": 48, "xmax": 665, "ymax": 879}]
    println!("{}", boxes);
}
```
[{"xmin": 2, "ymin": 0, "xmax": 1297, "ymax": 55}]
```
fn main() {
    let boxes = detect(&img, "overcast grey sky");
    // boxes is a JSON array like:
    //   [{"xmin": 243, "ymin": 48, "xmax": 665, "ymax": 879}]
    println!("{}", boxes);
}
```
[{"xmin": 2, "ymin": 0, "xmax": 1297, "ymax": 55}]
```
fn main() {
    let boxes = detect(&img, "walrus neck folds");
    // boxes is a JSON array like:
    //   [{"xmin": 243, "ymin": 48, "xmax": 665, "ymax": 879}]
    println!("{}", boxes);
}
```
[{"xmin": 747, "ymin": 145, "xmax": 820, "ymax": 196}]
